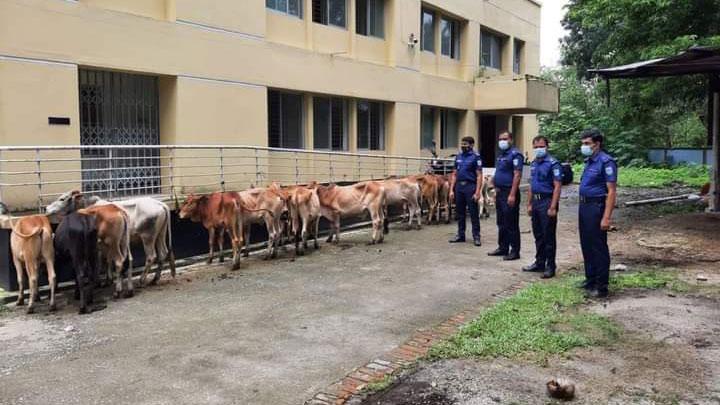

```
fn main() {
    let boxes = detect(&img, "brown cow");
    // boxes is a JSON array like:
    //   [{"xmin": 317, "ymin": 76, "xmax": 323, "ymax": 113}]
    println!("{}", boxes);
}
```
[
  {"xmin": 415, "ymin": 174, "xmax": 439, "ymax": 224},
  {"xmin": 382, "ymin": 177, "xmax": 422, "ymax": 231},
  {"xmin": 317, "ymin": 181, "xmax": 386, "ymax": 244},
  {"xmin": 77, "ymin": 204, "xmax": 133, "ymax": 299},
  {"xmin": 434, "ymin": 174, "xmax": 452, "ymax": 224},
  {"xmin": 178, "ymin": 192, "xmax": 242, "ymax": 270},
  {"xmin": 235, "ymin": 184, "xmax": 286, "ymax": 259},
  {"xmin": 286, "ymin": 182, "xmax": 321, "ymax": 255},
  {"xmin": 10, "ymin": 215, "xmax": 57, "ymax": 313}
]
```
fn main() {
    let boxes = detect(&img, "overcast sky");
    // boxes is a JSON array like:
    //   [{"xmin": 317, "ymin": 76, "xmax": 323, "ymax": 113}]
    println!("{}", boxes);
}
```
[{"xmin": 540, "ymin": 0, "xmax": 570, "ymax": 67}]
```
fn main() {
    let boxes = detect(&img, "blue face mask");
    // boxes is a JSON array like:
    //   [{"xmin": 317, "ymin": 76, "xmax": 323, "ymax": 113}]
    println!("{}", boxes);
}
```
[
  {"xmin": 534, "ymin": 148, "xmax": 547, "ymax": 159},
  {"xmin": 581, "ymin": 145, "xmax": 594, "ymax": 157},
  {"xmin": 498, "ymin": 140, "xmax": 510, "ymax": 151}
]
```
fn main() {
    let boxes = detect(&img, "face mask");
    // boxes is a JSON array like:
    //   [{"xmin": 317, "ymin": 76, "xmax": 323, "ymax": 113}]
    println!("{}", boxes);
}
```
[
  {"xmin": 461, "ymin": 146, "xmax": 471, "ymax": 153},
  {"xmin": 534, "ymin": 148, "xmax": 547, "ymax": 159},
  {"xmin": 498, "ymin": 140, "xmax": 510, "ymax": 150},
  {"xmin": 580, "ymin": 145, "xmax": 594, "ymax": 157}
]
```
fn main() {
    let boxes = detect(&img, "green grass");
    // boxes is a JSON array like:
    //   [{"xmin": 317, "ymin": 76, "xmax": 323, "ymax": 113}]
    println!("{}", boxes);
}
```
[
  {"xmin": 428, "ymin": 276, "xmax": 620, "ymax": 361},
  {"xmin": 572, "ymin": 164, "xmax": 709, "ymax": 188},
  {"xmin": 363, "ymin": 375, "xmax": 395, "ymax": 394}
]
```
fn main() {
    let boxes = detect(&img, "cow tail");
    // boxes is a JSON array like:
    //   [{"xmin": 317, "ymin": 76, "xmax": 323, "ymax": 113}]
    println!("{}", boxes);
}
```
[
  {"xmin": 10, "ymin": 218, "xmax": 43, "ymax": 239},
  {"xmin": 121, "ymin": 212, "xmax": 132, "ymax": 271},
  {"xmin": 163, "ymin": 204, "xmax": 176, "ymax": 277}
]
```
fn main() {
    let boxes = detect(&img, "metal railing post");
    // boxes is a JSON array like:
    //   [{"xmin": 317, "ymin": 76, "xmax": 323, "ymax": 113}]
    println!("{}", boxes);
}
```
[
  {"xmin": 255, "ymin": 148, "xmax": 261, "ymax": 186},
  {"xmin": 329, "ymin": 153, "xmax": 334, "ymax": 183},
  {"xmin": 383, "ymin": 156, "xmax": 388, "ymax": 179},
  {"xmin": 219, "ymin": 147, "xmax": 226, "ymax": 192},
  {"xmin": 405, "ymin": 158, "xmax": 409, "ymax": 177},
  {"xmin": 108, "ymin": 148, "xmax": 114, "ymax": 199},
  {"xmin": 169, "ymin": 148, "xmax": 175, "ymax": 198},
  {"xmin": 0, "ymin": 149, "xmax": 4, "ymax": 204},
  {"xmin": 36, "ymin": 148, "xmax": 42, "ymax": 212},
  {"xmin": 357, "ymin": 155, "xmax": 361, "ymax": 181}
]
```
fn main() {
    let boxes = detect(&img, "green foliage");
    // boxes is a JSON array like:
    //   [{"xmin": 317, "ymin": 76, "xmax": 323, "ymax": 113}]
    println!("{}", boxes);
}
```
[
  {"xmin": 617, "ymin": 165, "xmax": 709, "ymax": 188},
  {"xmin": 364, "ymin": 375, "xmax": 395, "ymax": 393},
  {"xmin": 428, "ymin": 276, "xmax": 620, "ymax": 360},
  {"xmin": 541, "ymin": 0, "xmax": 720, "ymax": 165},
  {"xmin": 610, "ymin": 270, "xmax": 678, "ymax": 290}
]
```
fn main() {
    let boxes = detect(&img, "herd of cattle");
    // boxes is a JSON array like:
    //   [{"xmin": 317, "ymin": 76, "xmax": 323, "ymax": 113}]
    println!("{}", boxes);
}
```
[{"xmin": 6, "ymin": 173, "xmax": 495, "ymax": 315}]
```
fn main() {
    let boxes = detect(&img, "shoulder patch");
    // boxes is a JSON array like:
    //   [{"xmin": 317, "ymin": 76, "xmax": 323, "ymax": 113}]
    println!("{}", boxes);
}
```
[
  {"xmin": 605, "ymin": 165, "xmax": 614, "ymax": 176},
  {"xmin": 513, "ymin": 158, "xmax": 520, "ymax": 166},
  {"xmin": 553, "ymin": 168, "xmax": 561, "ymax": 176}
]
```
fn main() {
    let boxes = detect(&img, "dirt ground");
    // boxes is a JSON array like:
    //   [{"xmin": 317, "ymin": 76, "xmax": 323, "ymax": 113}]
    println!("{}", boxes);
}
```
[{"xmin": 356, "ymin": 186, "xmax": 720, "ymax": 405}]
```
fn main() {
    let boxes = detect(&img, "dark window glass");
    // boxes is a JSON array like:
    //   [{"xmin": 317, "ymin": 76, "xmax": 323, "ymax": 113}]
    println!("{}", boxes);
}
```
[
  {"xmin": 313, "ymin": 0, "xmax": 346, "ymax": 27},
  {"xmin": 421, "ymin": 9, "xmax": 435, "ymax": 52},
  {"xmin": 357, "ymin": 101, "xmax": 384, "ymax": 150},
  {"xmin": 514, "ymin": 39, "xmax": 523, "ymax": 74},
  {"xmin": 441, "ymin": 17, "xmax": 460, "ymax": 59},
  {"xmin": 356, "ymin": 0, "xmax": 384, "ymax": 38},
  {"xmin": 267, "ymin": 0, "xmax": 302, "ymax": 17},
  {"xmin": 421, "ymin": 106, "xmax": 435, "ymax": 150},
  {"xmin": 481, "ymin": 30, "xmax": 503, "ymax": 69},
  {"xmin": 441, "ymin": 109, "xmax": 460, "ymax": 149},
  {"xmin": 268, "ymin": 90, "xmax": 304, "ymax": 149},
  {"xmin": 313, "ymin": 97, "xmax": 347, "ymax": 151}
]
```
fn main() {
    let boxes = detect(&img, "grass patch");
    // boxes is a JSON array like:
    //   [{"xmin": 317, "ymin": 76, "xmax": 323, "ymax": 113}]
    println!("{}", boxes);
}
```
[
  {"xmin": 429, "ymin": 276, "xmax": 620, "ymax": 361},
  {"xmin": 610, "ymin": 270, "xmax": 677, "ymax": 290},
  {"xmin": 571, "ymin": 164, "xmax": 709, "ymax": 188},
  {"xmin": 363, "ymin": 375, "xmax": 395, "ymax": 394}
]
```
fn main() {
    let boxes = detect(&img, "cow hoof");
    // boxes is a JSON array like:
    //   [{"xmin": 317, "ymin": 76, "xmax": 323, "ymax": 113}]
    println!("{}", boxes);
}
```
[
  {"xmin": 123, "ymin": 290, "xmax": 134, "ymax": 299},
  {"xmin": 219, "ymin": 257, "xmax": 225, "ymax": 263},
  {"xmin": 26, "ymin": 306, "xmax": 35, "ymax": 315},
  {"xmin": 242, "ymin": 252, "xmax": 250, "ymax": 258},
  {"xmin": 315, "ymin": 244, "xmax": 320, "ymax": 250},
  {"xmin": 206, "ymin": 259, "xmax": 213, "ymax": 265},
  {"xmin": 149, "ymin": 278, "xmax": 159, "ymax": 286},
  {"xmin": 79, "ymin": 307, "xmax": 91, "ymax": 315},
  {"xmin": 16, "ymin": 299, "xmax": 25, "ymax": 307},
  {"xmin": 113, "ymin": 291, "xmax": 121, "ymax": 300},
  {"xmin": 231, "ymin": 264, "xmax": 240, "ymax": 271},
  {"xmin": 49, "ymin": 303, "xmax": 57, "ymax": 312}
]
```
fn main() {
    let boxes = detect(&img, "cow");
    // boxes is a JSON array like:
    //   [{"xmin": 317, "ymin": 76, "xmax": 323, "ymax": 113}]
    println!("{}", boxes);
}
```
[
  {"xmin": 178, "ymin": 192, "xmax": 242, "ymax": 270},
  {"xmin": 317, "ymin": 181, "xmax": 386, "ymax": 244},
  {"xmin": 55, "ymin": 212, "xmax": 99, "ymax": 314},
  {"xmin": 382, "ymin": 177, "xmax": 422, "ymax": 232},
  {"xmin": 285, "ymin": 183, "xmax": 321, "ymax": 256},
  {"xmin": 435, "ymin": 174, "xmax": 452, "ymax": 224},
  {"xmin": 47, "ymin": 192, "xmax": 176, "ymax": 287},
  {"xmin": 77, "ymin": 204, "xmax": 133, "ymax": 299},
  {"xmin": 235, "ymin": 184, "xmax": 286, "ymax": 259},
  {"xmin": 480, "ymin": 174, "xmax": 495, "ymax": 219},
  {"xmin": 10, "ymin": 215, "xmax": 56, "ymax": 314},
  {"xmin": 415, "ymin": 174, "xmax": 439, "ymax": 224}
]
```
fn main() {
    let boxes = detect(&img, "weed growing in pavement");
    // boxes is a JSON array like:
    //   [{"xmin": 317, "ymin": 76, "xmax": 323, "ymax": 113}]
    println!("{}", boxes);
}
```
[{"xmin": 363, "ymin": 375, "xmax": 395, "ymax": 394}]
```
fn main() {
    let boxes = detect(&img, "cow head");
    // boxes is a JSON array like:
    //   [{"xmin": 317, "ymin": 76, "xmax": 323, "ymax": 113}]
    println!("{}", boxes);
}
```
[
  {"xmin": 178, "ymin": 194, "xmax": 206, "ymax": 221},
  {"xmin": 46, "ymin": 190, "xmax": 86, "ymax": 216}
]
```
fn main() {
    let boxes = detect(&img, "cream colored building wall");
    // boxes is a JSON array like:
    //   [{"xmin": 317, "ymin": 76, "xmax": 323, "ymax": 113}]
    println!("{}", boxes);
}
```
[{"xmin": 79, "ymin": 0, "xmax": 172, "ymax": 21}]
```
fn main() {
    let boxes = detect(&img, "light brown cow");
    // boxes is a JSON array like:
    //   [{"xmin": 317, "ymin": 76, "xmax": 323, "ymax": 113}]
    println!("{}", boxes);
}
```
[
  {"xmin": 480, "ymin": 174, "xmax": 494, "ymax": 219},
  {"xmin": 434, "ymin": 174, "xmax": 452, "ymax": 224},
  {"xmin": 382, "ymin": 177, "xmax": 422, "ymax": 230},
  {"xmin": 77, "ymin": 204, "xmax": 133, "ymax": 299},
  {"xmin": 414, "ymin": 174, "xmax": 439, "ymax": 224},
  {"xmin": 235, "ymin": 184, "xmax": 286, "ymax": 259},
  {"xmin": 285, "ymin": 182, "xmax": 321, "ymax": 256},
  {"xmin": 10, "ymin": 215, "xmax": 57, "ymax": 313},
  {"xmin": 178, "ymin": 192, "xmax": 242, "ymax": 270},
  {"xmin": 317, "ymin": 181, "xmax": 386, "ymax": 244}
]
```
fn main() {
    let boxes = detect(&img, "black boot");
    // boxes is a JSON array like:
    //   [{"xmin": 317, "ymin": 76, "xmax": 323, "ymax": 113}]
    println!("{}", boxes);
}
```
[
  {"xmin": 577, "ymin": 279, "xmax": 594, "ymax": 290},
  {"xmin": 522, "ymin": 262, "xmax": 544, "ymax": 273},
  {"xmin": 503, "ymin": 252, "xmax": 520, "ymax": 261},
  {"xmin": 541, "ymin": 268, "xmax": 556, "ymax": 279},
  {"xmin": 586, "ymin": 288, "xmax": 609, "ymax": 299},
  {"xmin": 473, "ymin": 238, "xmax": 482, "ymax": 247},
  {"xmin": 487, "ymin": 248, "xmax": 508, "ymax": 256},
  {"xmin": 449, "ymin": 235, "xmax": 466, "ymax": 243}
]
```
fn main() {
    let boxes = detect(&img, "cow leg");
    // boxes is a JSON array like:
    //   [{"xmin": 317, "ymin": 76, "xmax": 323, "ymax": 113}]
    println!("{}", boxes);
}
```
[
  {"xmin": 112, "ymin": 257, "xmax": 122, "ymax": 299},
  {"xmin": 26, "ymin": 262, "xmax": 38, "ymax": 314},
  {"xmin": 241, "ymin": 226, "xmax": 251, "ymax": 258},
  {"xmin": 13, "ymin": 258, "xmax": 25, "ymax": 307},
  {"xmin": 43, "ymin": 248, "xmax": 57, "ymax": 312},
  {"xmin": 122, "ymin": 251, "xmax": 134, "ymax": 298},
  {"xmin": 207, "ymin": 227, "xmax": 216, "ymax": 264},
  {"xmin": 333, "ymin": 215, "xmax": 341, "ymax": 244},
  {"xmin": 217, "ymin": 226, "xmax": 226, "ymax": 263},
  {"xmin": 299, "ymin": 219, "xmax": 308, "ymax": 256},
  {"xmin": 74, "ymin": 258, "xmax": 88, "ymax": 314},
  {"xmin": 139, "ymin": 235, "xmax": 155, "ymax": 287}
]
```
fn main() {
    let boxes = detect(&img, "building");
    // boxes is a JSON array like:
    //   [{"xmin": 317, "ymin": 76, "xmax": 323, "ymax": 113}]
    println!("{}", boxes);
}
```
[{"xmin": 0, "ymin": 0, "xmax": 558, "ymax": 210}]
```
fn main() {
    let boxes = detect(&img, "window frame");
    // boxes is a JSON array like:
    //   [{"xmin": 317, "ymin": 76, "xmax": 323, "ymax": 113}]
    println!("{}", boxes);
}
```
[
  {"xmin": 268, "ymin": 90, "xmax": 305, "ymax": 150},
  {"xmin": 313, "ymin": 0, "xmax": 347, "ymax": 28},
  {"xmin": 357, "ymin": 100, "xmax": 385, "ymax": 151},
  {"xmin": 481, "ymin": 29, "xmax": 504, "ymax": 70},
  {"xmin": 421, "ymin": 8, "xmax": 436, "ymax": 53},
  {"xmin": 356, "ymin": 0, "xmax": 385, "ymax": 39},
  {"xmin": 313, "ymin": 96, "xmax": 348, "ymax": 151},
  {"xmin": 513, "ymin": 39, "xmax": 524, "ymax": 74},
  {"xmin": 420, "ymin": 106, "xmax": 436, "ymax": 150},
  {"xmin": 266, "ymin": 0, "xmax": 303, "ymax": 18},
  {"xmin": 440, "ymin": 17, "xmax": 460, "ymax": 60},
  {"xmin": 440, "ymin": 109, "xmax": 460, "ymax": 150}
]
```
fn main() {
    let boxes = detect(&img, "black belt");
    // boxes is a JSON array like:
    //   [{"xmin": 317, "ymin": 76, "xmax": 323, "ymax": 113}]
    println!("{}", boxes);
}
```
[
  {"xmin": 532, "ymin": 193, "xmax": 553, "ymax": 201},
  {"xmin": 579, "ymin": 195, "xmax": 607, "ymax": 203},
  {"xmin": 457, "ymin": 180, "xmax": 476, "ymax": 186}
]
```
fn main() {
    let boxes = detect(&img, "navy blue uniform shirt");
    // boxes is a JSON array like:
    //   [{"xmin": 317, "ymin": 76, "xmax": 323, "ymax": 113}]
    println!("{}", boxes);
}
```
[
  {"xmin": 530, "ymin": 155, "xmax": 562, "ymax": 195},
  {"xmin": 494, "ymin": 147, "xmax": 524, "ymax": 187},
  {"xmin": 579, "ymin": 151, "xmax": 618, "ymax": 197},
  {"xmin": 454, "ymin": 150, "xmax": 482, "ymax": 183}
]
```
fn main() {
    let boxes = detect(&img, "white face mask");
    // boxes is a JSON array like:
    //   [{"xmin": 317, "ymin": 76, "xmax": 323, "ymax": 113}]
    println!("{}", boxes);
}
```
[
  {"xmin": 498, "ymin": 140, "xmax": 510, "ymax": 150},
  {"xmin": 581, "ymin": 144, "xmax": 594, "ymax": 157},
  {"xmin": 534, "ymin": 148, "xmax": 547, "ymax": 159}
]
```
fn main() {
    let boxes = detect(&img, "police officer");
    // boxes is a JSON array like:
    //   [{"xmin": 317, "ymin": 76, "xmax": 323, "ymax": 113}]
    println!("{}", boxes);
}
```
[
  {"xmin": 578, "ymin": 129, "xmax": 617, "ymax": 298},
  {"xmin": 488, "ymin": 131, "xmax": 523, "ymax": 260},
  {"xmin": 522, "ymin": 136, "xmax": 562, "ymax": 279},
  {"xmin": 448, "ymin": 136, "xmax": 483, "ymax": 246}
]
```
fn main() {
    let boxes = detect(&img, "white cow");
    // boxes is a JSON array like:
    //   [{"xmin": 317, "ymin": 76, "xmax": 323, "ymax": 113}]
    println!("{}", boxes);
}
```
[{"xmin": 47, "ymin": 192, "xmax": 176, "ymax": 286}]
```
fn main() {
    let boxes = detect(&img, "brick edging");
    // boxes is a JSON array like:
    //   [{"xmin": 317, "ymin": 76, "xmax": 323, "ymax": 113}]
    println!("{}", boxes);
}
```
[{"xmin": 305, "ymin": 280, "xmax": 527, "ymax": 405}]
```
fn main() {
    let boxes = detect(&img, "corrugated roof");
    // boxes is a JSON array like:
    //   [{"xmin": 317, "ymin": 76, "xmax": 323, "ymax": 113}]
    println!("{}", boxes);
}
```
[{"xmin": 589, "ymin": 46, "xmax": 720, "ymax": 78}]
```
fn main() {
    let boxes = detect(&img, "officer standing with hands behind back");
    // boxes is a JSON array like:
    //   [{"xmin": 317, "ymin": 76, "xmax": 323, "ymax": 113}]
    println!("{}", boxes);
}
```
[
  {"xmin": 448, "ymin": 136, "xmax": 483, "ymax": 246},
  {"xmin": 488, "ymin": 131, "xmax": 524, "ymax": 261},
  {"xmin": 522, "ymin": 136, "xmax": 562, "ymax": 279},
  {"xmin": 578, "ymin": 129, "xmax": 617, "ymax": 298}
]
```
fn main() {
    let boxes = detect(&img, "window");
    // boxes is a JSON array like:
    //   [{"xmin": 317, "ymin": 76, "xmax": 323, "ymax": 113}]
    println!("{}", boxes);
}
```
[
  {"xmin": 440, "ymin": 17, "xmax": 460, "ymax": 59},
  {"xmin": 421, "ymin": 106, "xmax": 435, "ymax": 150},
  {"xmin": 356, "ymin": 0, "xmax": 384, "ymax": 38},
  {"xmin": 440, "ymin": 109, "xmax": 460, "ymax": 149},
  {"xmin": 266, "ymin": 0, "xmax": 302, "ymax": 17},
  {"xmin": 313, "ymin": 0, "xmax": 346, "ymax": 28},
  {"xmin": 481, "ymin": 30, "xmax": 503, "ymax": 70},
  {"xmin": 314, "ymin": 97, "xmax": 347, "ymax": 150},
  {"xmin": 513, "ymin": 39, "xmax": 524, "ymax": 74},
  {"xmin": 268, "ymin": 90, "xmax": 304, "ymax": 149},
  {"xmin": 421, "ymin": 9, "xmax": 435, "ymax": 52},
  {"xmin": 357, "ymin": 101, "xmax": 384, "ymax": 150}
]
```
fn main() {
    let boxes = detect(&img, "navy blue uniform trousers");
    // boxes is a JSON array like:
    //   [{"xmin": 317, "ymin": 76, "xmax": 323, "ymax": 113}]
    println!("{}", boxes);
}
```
[
  {"xmin": 496, "ymin": 186, "xmax": 521, "ymax": 253},
  {"xmin": 531, "ymin": 197, "xmax": 557, "ymax": 270},
  {"xmin": 455, "ymin": 182, "xmax": 480, "ymax": 239},
  {"xmin": 579, "ymin": 201, "xmax": 610, "ymax": 291}
]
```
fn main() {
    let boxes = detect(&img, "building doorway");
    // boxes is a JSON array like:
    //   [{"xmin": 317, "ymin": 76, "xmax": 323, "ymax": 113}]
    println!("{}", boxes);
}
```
[
  {"xmin": 79, "ymin": 69, "xmax": 161, "ymax": 197},
  {"xmin": 479, "ymin": 115, "xmax": 497, "ymax": 167}
]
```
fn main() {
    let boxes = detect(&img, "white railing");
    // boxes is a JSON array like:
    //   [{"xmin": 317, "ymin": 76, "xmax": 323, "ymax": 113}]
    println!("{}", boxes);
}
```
[{"xmin": 0, "ymin": 145, "xmax": 453, "ymax": 213}]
